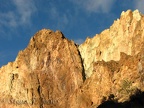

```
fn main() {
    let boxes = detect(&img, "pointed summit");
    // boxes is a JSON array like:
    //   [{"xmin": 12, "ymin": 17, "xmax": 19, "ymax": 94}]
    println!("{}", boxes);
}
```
[
  {"xmin": 0, "ymin": 29, "xmax": 83, "ymax": 108},
  {"xmin": 79, "ymin": 9, "xmax": 144, "ymax": 78}
]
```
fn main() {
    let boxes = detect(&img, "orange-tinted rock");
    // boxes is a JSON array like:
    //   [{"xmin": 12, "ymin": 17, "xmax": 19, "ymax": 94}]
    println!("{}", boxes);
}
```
[
  {"xmin": 79, "ymin": 9, "xmax": 144, "ymax": 78},
  {"xmin": 1, "ymin": 9, "xmax": 144, "ymax": 108},
  {"xmin": 68, "ymin": 51, "xmax": 144, "ymax": 107},
  {"xmin": 0, "ymin": 29, "xmax": 84, "ymax": 108},
  {"xmin": 68, "ymin": 10, "xmax": 144, "ymax": 108}
]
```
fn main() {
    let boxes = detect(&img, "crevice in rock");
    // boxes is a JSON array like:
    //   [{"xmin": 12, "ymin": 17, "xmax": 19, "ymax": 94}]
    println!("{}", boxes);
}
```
[
  {"xmin": 37, "ymin": 75, "xmax": 43, "ymax": 108},
  {"xmin": 97, "ymin": 90, "xmax": 144, "ymax": 108},
  {"xmin": 37, "ymin": 85, "xmax": 41, "ymax": 96},
  {"xmin": 77, "ymin": 45, "xmax": 86, "ymax": 81},
  {"xmin": 10, "ymin": 73, "xmax": 14, "ymax": 92},
  {"xmin": 31, "ymin": 88, "xmax": 34, "ymax": 105}
]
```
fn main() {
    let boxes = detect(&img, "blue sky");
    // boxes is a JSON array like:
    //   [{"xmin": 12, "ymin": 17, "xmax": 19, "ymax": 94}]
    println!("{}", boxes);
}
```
[{"xmin": 0, "ymin": 0, "xmax": 144, "ymax": 67}]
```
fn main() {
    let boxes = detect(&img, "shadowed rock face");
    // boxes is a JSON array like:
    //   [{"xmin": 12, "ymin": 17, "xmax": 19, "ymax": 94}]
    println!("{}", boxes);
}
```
[
  {"xmin": 67, "ymin": 51, "xmax": 144, "ymax": 108},
  {"xmin": 98, "ymin": 91, "xmax": 144, "ymax": 108},
  {"xmin": 1, "ymin": 10, "xmax": 144, "ymax": 108}
]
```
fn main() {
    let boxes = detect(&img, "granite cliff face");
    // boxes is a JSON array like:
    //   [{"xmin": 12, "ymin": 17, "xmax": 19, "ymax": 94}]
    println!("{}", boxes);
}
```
[
  {"xmin": 0, "ymin": 30, "xmax": 84, "ymax": 108},
  {"xmin": 69, "ymin": 9, "xmax": 144, "ymax": 108},
  {"xmin": 79, "ymin": 9, "xmax": 144, "ymax": 78},
  {"xmin": 1, "ymin": 9, "xmax": 144, "ymax": 108}
]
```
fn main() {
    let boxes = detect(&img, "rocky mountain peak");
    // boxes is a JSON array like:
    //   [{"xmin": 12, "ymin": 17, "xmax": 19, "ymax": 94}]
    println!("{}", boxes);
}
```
[
  {"xmin": 79, "ymin": 9, "xmax": 144, "ymax": 78},
  {"xmin": 25, "ymin": 29, "xmax": 65, "ymax": 52},
  {"xmin": 0, "ymin": 29, "xmax": 83, "ymax": 108},
  {"xmin": 120, "ymin": 9, "xmax": 142, "ymax": 21},
  {"xmin": 1, "ymin": 10, "xmax": 144, "ymax": 108}
]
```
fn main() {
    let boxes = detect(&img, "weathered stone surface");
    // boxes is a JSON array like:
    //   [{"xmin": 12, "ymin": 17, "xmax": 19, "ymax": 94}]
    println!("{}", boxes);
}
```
[
  {"xmin": 68, "ymin": 51, "xmax": 144, "ymax": 107},
  {"xmin": 79, "ymin": 9, "xmax": 144, "ymax": 78},
  {"xmin": 1, "ymin": 9, "xmax": 144, "ymax": 108},
  {"xmin": 0, "ymin": 29, "xmax": 84, "ymax": 108},
  {"xmin": 68, "ymin": 9, "xmax": 144, "ymax": 108}
]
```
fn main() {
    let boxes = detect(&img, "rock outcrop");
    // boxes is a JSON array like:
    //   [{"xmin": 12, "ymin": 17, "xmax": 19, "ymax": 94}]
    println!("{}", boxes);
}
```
[
  {"xmin": 0, "ymin": 30, "xmax": 84, "ymax": 108},
  {"xmin": 69, "ymin": 9, "xmax": 144, "ymax": 108},
  {"xmin": 79, "ymin": 9, "xmax": 144, "ymax": 78},
  {"xmin": 1, "ymin": 9, "xmax": 144, "ymax": 108}
]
